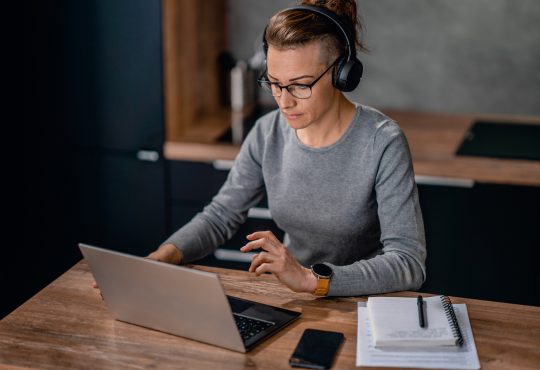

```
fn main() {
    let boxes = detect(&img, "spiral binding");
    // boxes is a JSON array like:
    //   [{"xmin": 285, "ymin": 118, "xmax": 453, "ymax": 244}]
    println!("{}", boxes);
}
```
[{"xmin": 440, "ymin": 295, "xmax": 464, "ymax": 346}]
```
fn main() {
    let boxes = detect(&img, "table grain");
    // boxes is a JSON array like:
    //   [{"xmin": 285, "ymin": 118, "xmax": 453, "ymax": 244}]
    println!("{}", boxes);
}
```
[{"xmin": 1, "ymin": 261, "xmax": 539, "ymax": 369}]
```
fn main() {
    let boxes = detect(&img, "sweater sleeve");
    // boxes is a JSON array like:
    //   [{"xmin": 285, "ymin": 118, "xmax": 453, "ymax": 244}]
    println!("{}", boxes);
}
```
[
  {"xmin": 326, "ymin": 121, "xmax": 427, "ymax": 296},
  {"xmin": 161, "ymin": 122, "xmax": 267, "ymax": 263}
]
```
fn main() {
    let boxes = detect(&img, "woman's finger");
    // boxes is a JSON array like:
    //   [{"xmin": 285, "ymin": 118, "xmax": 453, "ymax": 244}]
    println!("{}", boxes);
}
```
[
  {"xmin": 240, "ymin": 236, "xmax": 278, "ymax": 253},
  {"xmin": 249, "ymin": 251, "xmax": 274, "ymax": 273},
  {"xmin": 254, "ymin": 262, "xmax": 272, "ymax": 276},
  {"xmin": 247, "ymin": 230, "xmax": 279, "ymax": 244}
]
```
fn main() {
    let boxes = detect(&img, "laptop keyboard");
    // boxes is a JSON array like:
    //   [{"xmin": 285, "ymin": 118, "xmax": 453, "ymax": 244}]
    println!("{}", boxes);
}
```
[{"xmin": 233, "ymin": 313, "xmax": 275, "ymax": 342}]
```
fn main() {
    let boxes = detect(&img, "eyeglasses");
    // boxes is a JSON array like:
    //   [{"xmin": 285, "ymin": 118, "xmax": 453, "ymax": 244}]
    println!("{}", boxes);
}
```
[{"xmin": 257, "ymin": 58, "xmax": 338, "ymax": 99}]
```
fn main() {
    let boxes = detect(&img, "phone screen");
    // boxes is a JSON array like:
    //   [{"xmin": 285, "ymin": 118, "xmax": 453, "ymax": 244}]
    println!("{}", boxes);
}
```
[{"xmin": 289, "ymin": 328, "xmax": 344, "ymax": 369}]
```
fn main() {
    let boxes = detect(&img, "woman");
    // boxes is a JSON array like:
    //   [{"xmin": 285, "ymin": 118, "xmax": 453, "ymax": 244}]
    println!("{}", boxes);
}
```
[{"xmin": 149, "ymin": 0, "xmax": 426, "ymax": 297}]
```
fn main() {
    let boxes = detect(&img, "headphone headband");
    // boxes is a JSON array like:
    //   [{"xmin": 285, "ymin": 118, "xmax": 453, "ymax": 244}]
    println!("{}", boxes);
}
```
[{"xmin": 281, "ymin": 5, "xmax": 357, "ymax": 62}]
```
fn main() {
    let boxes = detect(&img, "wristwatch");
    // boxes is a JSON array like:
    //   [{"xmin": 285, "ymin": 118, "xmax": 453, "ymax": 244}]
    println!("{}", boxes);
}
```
[{"xmin": 311, "ymin": 263, "xmax": 333, "ymax": 296}]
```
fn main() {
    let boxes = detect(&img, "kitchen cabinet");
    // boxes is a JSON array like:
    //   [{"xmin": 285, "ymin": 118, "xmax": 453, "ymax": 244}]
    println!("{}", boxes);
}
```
[
  {"xmin": 70, "ymin": 0, "xmax": 167, "ymax": 255},
  {"xmin": 417, "ymin": 182, "xmax": 539, "ymax": 306},
  {"xmin": 77, "ymin": 151, "xmax": 167, "ymax": 256}
]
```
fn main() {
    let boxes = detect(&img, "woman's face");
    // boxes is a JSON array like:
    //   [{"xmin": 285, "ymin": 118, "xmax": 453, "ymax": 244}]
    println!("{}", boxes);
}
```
[{"xmin": 266, "ymin": 41, "xmax": 340, "ymax": 131}]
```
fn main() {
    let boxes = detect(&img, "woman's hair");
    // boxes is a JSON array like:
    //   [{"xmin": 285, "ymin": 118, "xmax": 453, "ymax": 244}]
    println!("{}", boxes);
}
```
[{"xmin": 265, "ymin": 0, "xmax": 367, "ymax": 62}]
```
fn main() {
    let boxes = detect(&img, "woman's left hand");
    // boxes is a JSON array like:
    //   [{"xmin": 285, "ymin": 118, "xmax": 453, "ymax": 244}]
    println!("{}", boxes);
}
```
[{"xmin": 240, "ymin": 231, "xmax": 317, "ymax": 293}]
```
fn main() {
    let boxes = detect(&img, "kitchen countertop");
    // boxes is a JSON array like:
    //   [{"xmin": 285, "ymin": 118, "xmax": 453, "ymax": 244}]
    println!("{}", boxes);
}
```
[{"xmin": 164, "ymin": 109, "xmax": 540, "ymax": 187}]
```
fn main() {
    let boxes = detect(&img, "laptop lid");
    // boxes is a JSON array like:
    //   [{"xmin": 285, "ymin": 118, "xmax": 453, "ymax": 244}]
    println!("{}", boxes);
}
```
[{"xmin": 79, "ymin": 243, "xmax": 300, "ymax": 352}]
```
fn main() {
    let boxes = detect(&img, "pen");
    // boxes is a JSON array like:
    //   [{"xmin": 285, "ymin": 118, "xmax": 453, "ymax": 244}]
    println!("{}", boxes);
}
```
[{"xmin": 417, "ymin": 295, "xmax": 425, "ymax": 328}]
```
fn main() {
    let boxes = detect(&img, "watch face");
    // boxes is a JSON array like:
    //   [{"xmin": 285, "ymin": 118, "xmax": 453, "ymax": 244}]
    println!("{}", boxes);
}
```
[{"xmin": 312, "ymin": 263, "xmax": 332, "ymax": 277}]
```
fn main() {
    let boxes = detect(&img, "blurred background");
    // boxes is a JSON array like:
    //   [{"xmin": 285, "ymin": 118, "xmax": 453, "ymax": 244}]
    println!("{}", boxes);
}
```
[
  {"xmin": 15, "ymin": 0, "xmax": 539, "ymax": 319},
  {"xmin": 230, "ymin": 0, "xmax": 540, "ymax": 115}
]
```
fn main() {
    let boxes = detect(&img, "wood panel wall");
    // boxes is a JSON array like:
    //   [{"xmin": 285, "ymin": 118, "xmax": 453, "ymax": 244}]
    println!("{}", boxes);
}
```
[{"xmin": 162, "ymin": 0, "xmax": 229, "ymax": 142}]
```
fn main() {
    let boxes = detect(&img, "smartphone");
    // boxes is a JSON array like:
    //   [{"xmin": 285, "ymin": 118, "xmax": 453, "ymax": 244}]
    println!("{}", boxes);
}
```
[{"xmin": 289, "ymin": 328, "xmax": 344, "ymax": 369}]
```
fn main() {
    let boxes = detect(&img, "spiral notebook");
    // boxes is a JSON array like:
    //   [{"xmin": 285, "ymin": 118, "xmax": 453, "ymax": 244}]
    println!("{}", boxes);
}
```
[
  {"xmin": 357, "ymin": 299, "xmax": 480, "ymax": 369},
  {"xmin": 367, "ymin": 295, "xmax": 463, "ymax": 347}
]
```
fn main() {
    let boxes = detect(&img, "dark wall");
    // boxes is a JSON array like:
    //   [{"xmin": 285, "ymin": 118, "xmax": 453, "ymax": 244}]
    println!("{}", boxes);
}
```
[
  {"xmin": 16, "ymin": 2, "xmax": 81, "ymax": 319},
  {"xmin": 12, "ymin": 0, "xmax": 166, "ymax": 319}
]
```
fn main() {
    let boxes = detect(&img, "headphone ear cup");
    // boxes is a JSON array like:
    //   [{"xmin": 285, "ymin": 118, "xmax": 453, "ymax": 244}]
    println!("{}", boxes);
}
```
[
  {"xmin": 334, "ymin": 58, "xmax": 363, "ymax": 92},
  {"xmin": 332, "ymin": 55, "xmax": 347, "ymax": 90}
]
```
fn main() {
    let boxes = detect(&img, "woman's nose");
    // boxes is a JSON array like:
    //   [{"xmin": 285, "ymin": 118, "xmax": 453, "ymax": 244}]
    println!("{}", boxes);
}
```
[{"xmin": 276, "ymin": 88, "xmax": 296, "ymax": 108}]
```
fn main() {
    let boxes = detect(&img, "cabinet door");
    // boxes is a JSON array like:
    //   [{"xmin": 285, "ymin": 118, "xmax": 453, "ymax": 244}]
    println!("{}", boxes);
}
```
[
  {"xmin": 170, "ymin": 161, "xmax": 230, "ymax": 203},
  {"xmin": 418, "ymin": 183, "xmax": 539, "ymax": 306},
  {"xmin": 66, "ymin": 0, "xmax": 164, "ymax": 151},
  {"xmin": 77, "ymin": 150, "xmax": 167, "ymax": 256}
]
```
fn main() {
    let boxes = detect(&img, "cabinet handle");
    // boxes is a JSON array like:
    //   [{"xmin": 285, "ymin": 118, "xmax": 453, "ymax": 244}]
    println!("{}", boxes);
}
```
[
  {"xmin": 214, "ymin": 249, "xmax": 255, "ymax": 262},
  {"xmin": 137, "ymin": 150, "xmax": 160, "ymax": 162},
  {"xmin": 415, "ymin": 175, "xmax": 474, "ymax": 188},
  {"xmin": 212, "ymin": 159, "xmax": 235, "ymax": 171}
]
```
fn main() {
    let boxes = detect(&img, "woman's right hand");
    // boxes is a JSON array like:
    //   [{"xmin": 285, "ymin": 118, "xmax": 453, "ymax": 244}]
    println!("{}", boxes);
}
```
[
  {"xmin": 92, "ymin": 244, "xmax": 183, "ymax": 289},
  {"xmin": 146, "ymin": 243, "xmax": 183, "ymax": 265}
]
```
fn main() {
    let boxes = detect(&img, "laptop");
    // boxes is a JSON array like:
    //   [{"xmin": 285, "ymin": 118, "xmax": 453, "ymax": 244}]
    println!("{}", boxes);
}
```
[{"xmin": 79, "ymin": 243, "xmax": 301, "ymax": 352}]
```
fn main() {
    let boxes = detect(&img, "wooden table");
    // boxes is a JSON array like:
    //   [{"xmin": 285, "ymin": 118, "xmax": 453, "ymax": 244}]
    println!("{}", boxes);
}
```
[{"xmin": 1, "ymin": 261, "xmax": 539, "ymax": 369}]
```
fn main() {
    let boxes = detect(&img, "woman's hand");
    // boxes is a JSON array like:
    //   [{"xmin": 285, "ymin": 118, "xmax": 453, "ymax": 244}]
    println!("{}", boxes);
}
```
[
  {"xmin": 146, "ymin": 243, "xmax": 183, "ymax": 264},
  {"xmin": 240, "ymin": 231, "xmax": 317, "ymax": 293},
  {"xmin": 92, "ymin": 244, "xmax": 183, "ymax": 289}
]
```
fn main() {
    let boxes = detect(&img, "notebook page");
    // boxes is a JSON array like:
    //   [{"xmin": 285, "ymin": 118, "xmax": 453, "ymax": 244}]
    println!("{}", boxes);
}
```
[{"xmin": 367, "ymin": 296, "xmax": 457, "ymax": 347}]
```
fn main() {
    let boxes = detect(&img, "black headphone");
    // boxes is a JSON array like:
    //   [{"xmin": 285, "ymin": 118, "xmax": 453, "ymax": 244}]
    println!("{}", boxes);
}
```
[{"xmin": 262, "ymin": 5, "xmax": 363, "ymax": 92}]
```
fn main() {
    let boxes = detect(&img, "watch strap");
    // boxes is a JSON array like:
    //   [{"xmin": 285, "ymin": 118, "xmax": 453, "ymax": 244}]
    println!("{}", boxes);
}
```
[{"xmin": 313, "ymin": 277, "xmax": 330, "ymax": 296}]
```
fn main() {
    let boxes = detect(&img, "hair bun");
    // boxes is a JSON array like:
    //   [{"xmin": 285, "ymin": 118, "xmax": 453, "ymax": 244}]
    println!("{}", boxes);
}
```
[{"xmin": 299, "ymin": 0, "xmax": 357, "ymax": 26}]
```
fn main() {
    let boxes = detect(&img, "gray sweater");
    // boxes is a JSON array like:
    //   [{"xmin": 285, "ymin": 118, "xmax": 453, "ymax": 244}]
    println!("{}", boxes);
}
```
[{"xmin": 164, "ymin": 105, "xmax": 427, "ymax": 296}]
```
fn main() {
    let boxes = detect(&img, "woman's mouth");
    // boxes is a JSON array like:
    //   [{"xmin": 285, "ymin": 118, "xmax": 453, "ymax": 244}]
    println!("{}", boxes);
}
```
[{"xmin": 283, "ymin": 112, "xmax": 302, "ymax": 120}]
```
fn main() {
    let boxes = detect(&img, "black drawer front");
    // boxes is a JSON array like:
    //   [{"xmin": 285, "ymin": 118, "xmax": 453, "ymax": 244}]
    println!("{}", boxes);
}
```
[
  {"xmin": 170, "ymin": 160, "xmax": 271, "ymax": 207},
  {"xmin": 221, "ymin": 217, "xmax": 285, "ymax": 250},
  {"xmin": 171, "ymin": 204, "xmax": 201, "ymax": 230},
  {"xmin": 170, "ymin": 161, "xmax": 229, "ymax": 202}
]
